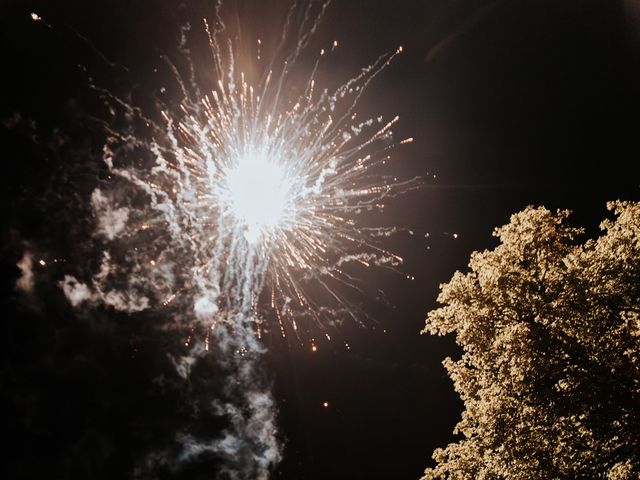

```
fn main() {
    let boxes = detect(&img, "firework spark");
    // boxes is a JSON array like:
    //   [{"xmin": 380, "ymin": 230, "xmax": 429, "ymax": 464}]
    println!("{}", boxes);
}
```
[
  {"xmin": 60, "ymin": 1, "xmax": 419, "ymax": 477},
  {"xmin": 101, "ymin": 19, "xmax": 414, "ymax": 332}
]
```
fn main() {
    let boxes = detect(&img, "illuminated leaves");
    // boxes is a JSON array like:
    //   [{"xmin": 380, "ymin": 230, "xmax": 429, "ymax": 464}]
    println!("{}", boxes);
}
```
[{"xmin": 423, "ymin": 201, "xmax": 640, "ymax": 479}]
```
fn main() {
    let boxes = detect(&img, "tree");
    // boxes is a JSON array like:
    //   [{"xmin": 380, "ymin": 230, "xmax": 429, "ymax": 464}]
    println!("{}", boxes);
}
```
[{"xmin": 422, "ymin": 201, "xmax": 640, "ymax": 480}]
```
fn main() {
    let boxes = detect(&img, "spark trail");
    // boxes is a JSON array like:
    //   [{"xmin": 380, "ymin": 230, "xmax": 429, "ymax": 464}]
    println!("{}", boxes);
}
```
[{"xmin": 59, "ymin": 1, "xmax": 419, "ymax": 478}]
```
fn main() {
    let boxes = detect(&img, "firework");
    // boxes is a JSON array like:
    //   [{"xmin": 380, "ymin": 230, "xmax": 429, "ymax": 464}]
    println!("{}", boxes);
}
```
[
  {"xmin": 100, "ymin": 6, "xmax": 415, "ymax": 335},
  {"xmin": 58, "ymin": 1, "xmax": 418, "ymax": 477}
]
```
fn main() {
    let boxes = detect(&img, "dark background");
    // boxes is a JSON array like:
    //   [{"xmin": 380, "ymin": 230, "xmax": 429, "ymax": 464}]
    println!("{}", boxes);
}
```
[{"xmin": 1, "ymin": 1, "xmax": 639, "ymax": 479}]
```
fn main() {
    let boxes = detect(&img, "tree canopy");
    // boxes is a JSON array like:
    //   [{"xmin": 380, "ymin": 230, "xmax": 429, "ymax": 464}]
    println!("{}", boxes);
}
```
[{"xmin": 422, "ymin": 201, "xmax": 640, "ymax": 480}]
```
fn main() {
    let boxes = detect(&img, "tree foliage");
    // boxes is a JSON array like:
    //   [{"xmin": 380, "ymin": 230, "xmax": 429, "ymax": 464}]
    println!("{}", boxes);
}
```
[{"xmin": 422, "ymin": 201, "xmax": 640, "ymax": 480}]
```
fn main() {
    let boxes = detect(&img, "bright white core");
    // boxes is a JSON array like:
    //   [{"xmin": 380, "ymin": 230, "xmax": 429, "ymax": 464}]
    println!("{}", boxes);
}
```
[{"xmin": 225, "ymin": 151, "xmax": 292, "ymax": 243}]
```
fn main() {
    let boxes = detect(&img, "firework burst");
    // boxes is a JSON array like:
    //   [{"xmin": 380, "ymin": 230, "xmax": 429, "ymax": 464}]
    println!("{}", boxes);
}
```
[
  {"xmin": 57, "ymin": 1, "xmax": 419, "ymax": 477},
  {"xmin": 100, "ymin": 6, "xmax": 416, "ymax": 338}
]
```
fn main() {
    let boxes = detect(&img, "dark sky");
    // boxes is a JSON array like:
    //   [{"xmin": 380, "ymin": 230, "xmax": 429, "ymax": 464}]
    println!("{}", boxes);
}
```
[{"xmin": 1, "ymin": 1, "xmax": 639, "ymax": 479}]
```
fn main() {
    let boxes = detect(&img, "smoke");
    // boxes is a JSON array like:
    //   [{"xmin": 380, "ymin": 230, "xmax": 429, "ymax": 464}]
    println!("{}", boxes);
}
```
[
  {"xmin": 16, "ymin": 251, "xmax": 35, "ymax": 293},
  {"xmin": 59, "ymin": 274, "xmax": 93, "ymax": 306},
  {"xmin": 91, "ymin": 188, "xmax": 130, "ymax": 240},
  {"xmin": 138, "ymin": 322, "xmax": 281, "ymax": 480},
  {"xmin": 58, "ymin": 251, "xmax": 151, "ymax": 312}
]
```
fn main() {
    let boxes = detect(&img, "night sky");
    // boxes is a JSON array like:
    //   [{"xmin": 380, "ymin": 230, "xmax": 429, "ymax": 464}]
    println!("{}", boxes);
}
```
[{"xmin": 2, "ymin": 1, "xmax": 639, "ymax": 479}]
